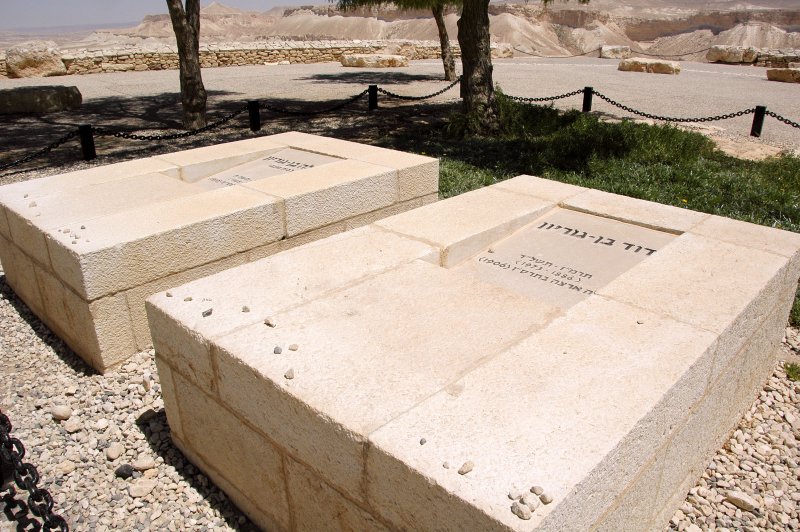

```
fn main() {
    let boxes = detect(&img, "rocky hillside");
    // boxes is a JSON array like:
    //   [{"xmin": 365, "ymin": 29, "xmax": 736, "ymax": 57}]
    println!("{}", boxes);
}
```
[{"xmin": 39, "ymin": 1, "xmax": 800, "ymax": 59}]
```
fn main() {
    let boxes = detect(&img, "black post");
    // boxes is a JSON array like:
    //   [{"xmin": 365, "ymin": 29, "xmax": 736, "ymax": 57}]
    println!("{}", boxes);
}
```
[
  {"xmin": 247, "ymin": 100, "xmax": 261, "ymax": 132},
  {"xmin": 750, "ymin": 105, "xmax": 766, "ymax": 138},
  {"xmin": 368, "ymin": 85, "xmax": 378, "ymax": 111},
  {"xmin": 582, "ymin": 87, "xmax": 593, "ymax": 113},
  {"xmin": 78, "ymin": 124, "xmax": 96, "ymax": 161}
]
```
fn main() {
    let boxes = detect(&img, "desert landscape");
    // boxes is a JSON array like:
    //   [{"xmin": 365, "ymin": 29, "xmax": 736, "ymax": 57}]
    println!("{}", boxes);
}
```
[{"xmin": 1, "ymin": 0, "xmax": 799, "ymax": 60}]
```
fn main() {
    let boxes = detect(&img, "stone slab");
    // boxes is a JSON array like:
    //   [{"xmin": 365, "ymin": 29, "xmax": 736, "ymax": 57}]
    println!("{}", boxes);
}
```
[
  {"xmin": 766, "ymin": 67, "xmax": 800, "ymax": 83},
  {"xmin": 0, "ymin": 134, "xmax": 438, "ymax": 371},
  {"xmin": 618, "ymin": 57, "xmax": 681, "ymax": 74},
  {"xmin": 456, "ymin": 208, "xmax": 675, "ymax": 310},
  {"xmin": 149, "ymin": 175, "xmax": 800, "ymax": 531},
  {"xmin": 340, "ymin": 54, "xmax": 409, "ymax": 68}
]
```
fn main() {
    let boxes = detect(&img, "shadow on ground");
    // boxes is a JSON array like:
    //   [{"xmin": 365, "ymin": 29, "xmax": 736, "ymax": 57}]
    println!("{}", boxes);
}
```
[
  {"xmin": 136, "ymin": 407, "xmax": 260, "ymax": 531},
  {"xmin": 0, "ymin": 93, "xmax": 460, "ymax": 185},
  {"xmin": 298, "ymin": 71, "xmax": 446, "ymax": 85}
]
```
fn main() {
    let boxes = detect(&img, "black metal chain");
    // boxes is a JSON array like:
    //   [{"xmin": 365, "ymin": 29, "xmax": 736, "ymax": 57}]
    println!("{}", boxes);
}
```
[
  {"xmin": 261, "ymin": 89, "xmax": 368, "ymax": 115},
  {"xmin": 376, "ymin": 77, "xmax": 462, "ymax": 101},
  {"xmin": 95, "ymin": 104, "xmax": 249, "ymax": 141},
  {"xmin": 506, "ymin": 89, "xmax": 583, "ymax": 103},
  {"xmin": 592, "ymin": 90, "xmax": 755, "ymax": 123},
  {"xmin": 0, "ymin": 412, "xmax": 68, "ymax": 531},
  {"xmin": 0, "ymin": 131, "xmax": 78, "ymax": 172},
  {"xmin": 766, "ymin": 110, "xmax": 800, "ymax": 130}
]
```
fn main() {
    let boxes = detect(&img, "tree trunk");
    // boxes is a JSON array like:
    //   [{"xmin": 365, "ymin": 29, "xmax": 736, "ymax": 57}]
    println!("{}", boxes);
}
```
[
  {"xmin": 431, "ymin": 3, "xmax": 456, "ymax": 81},
  {"xmin": 457, "ymin": 0, "xmax": 498, "ymax": 133},
  {"xmin": 166, "ymin": 0, "xmax": 207, "ymax": 129}
]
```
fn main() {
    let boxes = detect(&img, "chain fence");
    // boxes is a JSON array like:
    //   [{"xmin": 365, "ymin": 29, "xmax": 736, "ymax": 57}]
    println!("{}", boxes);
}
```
[
  {"xmin": 376, "ymin": 76, "xmax": 461, "ymax": 100},
  {"xmin": 591, "ymin": 90, "xmax": 755, "ymax": 123},
  {"xmin": 2, "ymin": 78, "xmax": 799, "ymax": 174},
  {"xmin": 94, "ymin": 104, "xmax": 249, "ymax": 141},
  {"xmin": 0, "ymin": 411, "xmax": 68, "ymax": 531},
  {"xmin": 0, "ymin": 131, "xmax": 78, "ymax": 172},
  {"xmin": 260, "ymin": 88, "xmax": 368, "ymax": 116},
  {"xmin": 766, "ymin": 110, "xmax": 800, "ymax": 130},
  {"xmin": 506, "ymin": 89, "xmax": 584, "ymax": 103}
]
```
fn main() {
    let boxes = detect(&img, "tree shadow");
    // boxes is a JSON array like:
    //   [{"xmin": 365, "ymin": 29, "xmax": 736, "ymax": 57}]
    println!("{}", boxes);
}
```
[
  {"xmin": 298, "ymin": 71, "xmax": 446, "ymax": 84},
  {"xmin": 0, "ymin": 276, "xmax": 96, "ymax": 378}
]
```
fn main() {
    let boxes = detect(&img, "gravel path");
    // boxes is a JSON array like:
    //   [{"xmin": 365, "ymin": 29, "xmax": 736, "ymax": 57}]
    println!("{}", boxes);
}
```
[{"xmin": 0, "ymin": 58, "xmax": 798, "ymax": 530}]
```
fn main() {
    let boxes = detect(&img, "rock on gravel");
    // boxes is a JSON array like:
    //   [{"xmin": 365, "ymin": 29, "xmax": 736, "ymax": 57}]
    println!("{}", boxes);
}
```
[
  {"xmin": 129, "ymin": 479, "xmax": 157, "ymax": 498},
  {"xmin": 50, "ymin": 404, "xmax": 71, "ymax": 421},
  {"xmin": 725, "ymin": 490, "xmax": 759, "ymax": 512},
  {"xmin": 105, "ymin": 442, "xmax": 124, "ymax": 460},
  {"xmin": 61, "ymin": 418, "xmax": 81, "ymax": 433},
  {"xmin": 132, "ymin": 455, "xmax": 156, "ymax": 471},
  {"xmin": 114, "ymin": 464, "xmax": 135, "ymax": 479}
]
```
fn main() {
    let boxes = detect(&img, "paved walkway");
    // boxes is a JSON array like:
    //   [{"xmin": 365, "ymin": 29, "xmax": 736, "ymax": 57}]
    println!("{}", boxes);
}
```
[
  {"xmin": 1, "ymin": 57, "xmax": 797, "ymax": 150},
  {"xmin": 0, "ymin": 57, "xmax": 800, "ymax": 177}
]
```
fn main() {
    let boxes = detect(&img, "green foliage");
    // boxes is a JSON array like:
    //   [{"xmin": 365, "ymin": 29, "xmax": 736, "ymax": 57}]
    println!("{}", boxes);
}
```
[
  {"xmin": 786, "ymin": 362, "xmax": 800, "ymax": 382},
  {"xmin": 384, "ymin": 96, "xmax": 800, "ymax": 233},
  {"xmin": 791, "ymin": 289, "xmax": 800, "ymax": 327}
]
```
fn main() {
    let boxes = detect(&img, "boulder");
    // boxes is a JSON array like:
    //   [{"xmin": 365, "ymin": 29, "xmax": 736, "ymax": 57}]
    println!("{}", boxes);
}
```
[
  {"xmin": 0, "ymin": 86, "xmax": 82, "ymax": 114},
  {"xmin": 340, "ymin": 54, "xmax": 409, "ymax": 68},
  {"xmin": 601, "ymin": 45, "xmax": 631, "ymax": 59},
  {"xmin": 6, "ymin": 41, "xmax": 67, "ymax": 78},
  {"xmin": 766, "ymin": 68, "xmax": 800, "ymax": 83},
  {"xmin": 491, "ymin": 43, "xmax": 514, "ymax": 58},
  {"xmin": 618, "ymin": 57, "xmax": 680, "ymax": 75},
  {"xmin": 706, "ymin": 45, "xmax": 758, "ymax": 64}
]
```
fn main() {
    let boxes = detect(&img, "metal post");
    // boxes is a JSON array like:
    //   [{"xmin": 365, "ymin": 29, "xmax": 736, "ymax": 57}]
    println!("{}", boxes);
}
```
[
  {"xmin": 582, "ymin": 87, "xmax": 593, "ymax": 113},
  {"xmin": 368, "ymin": 85, "xmax": 378, "ymax": 111},
  {"xmin": 78, "ymin": 124, "xmax": 96, "ymax": 161},
  {"xmin": 750, "ymin": 105, "xmax": 766, "ymax": 137},
  {"xmin": 247, "ymin": 100, "xmax": 261, "ymax": 132}
]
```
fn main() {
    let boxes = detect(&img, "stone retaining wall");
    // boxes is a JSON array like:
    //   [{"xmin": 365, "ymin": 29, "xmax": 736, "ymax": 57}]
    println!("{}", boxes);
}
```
[
  {"xmin": 0, "ymin": 40, "xmax": 461, "ymax": 78},
  {"xmin": 756, "ymin": 49, "xmax": 800, "ymax": 67}
]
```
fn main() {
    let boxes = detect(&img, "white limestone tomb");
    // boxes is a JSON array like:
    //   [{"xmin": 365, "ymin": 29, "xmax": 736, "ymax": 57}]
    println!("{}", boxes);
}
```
[
  {"xmin": 0, "ymin": 132, "xmax": 438, "ymax": 372},
  {"xmin": 148, "ymin": 175, "xmax": 800, "ymax": 531}
]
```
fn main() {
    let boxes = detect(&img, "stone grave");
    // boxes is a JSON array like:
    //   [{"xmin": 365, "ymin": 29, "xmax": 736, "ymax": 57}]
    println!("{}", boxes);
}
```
[
  {"xmin": 0, "ymin": 132, "xmax": 438, "ymax": 372},
  {"xmin": 147, "ymin": 175, "xmax": 800, "ymax": 531}
]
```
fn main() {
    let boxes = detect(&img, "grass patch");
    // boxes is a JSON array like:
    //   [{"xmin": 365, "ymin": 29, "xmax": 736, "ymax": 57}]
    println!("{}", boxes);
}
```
[
  {"xmin": 377, "ymin": 94, "xmax": 800, "ymax": 320},
  {"xmin": 786, "ymin": 362, "xmax": 800, "ymax": 382}
]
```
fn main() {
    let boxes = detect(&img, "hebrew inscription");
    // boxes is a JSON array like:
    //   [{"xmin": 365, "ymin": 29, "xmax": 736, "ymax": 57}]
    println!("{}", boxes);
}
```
[
  {"xmin": 457, "ymin": 208, "xmax": 676, "ymax": 310},
  {"xmin": 199, "ymin": 148, "xmax": 341, "ymax": 189}
]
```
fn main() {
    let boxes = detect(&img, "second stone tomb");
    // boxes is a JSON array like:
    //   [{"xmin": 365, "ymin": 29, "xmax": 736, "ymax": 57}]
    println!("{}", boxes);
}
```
[
  {"xmin": 0, "ymin": 132, "xmax": 438, "ymax": 372},
  {"xmin": 147, "ymin": 174, "xmax": 800, "ymax": 531}
]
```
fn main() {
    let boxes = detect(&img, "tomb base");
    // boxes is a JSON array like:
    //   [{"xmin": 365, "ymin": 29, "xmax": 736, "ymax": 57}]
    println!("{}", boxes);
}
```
[
  {"xmin": 148, "ymin": 175, "xmax": 800, "ymax": 530},
  {"xmin": 0, "ymin": 132, "xmax": 437, "ymax": 372}
]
